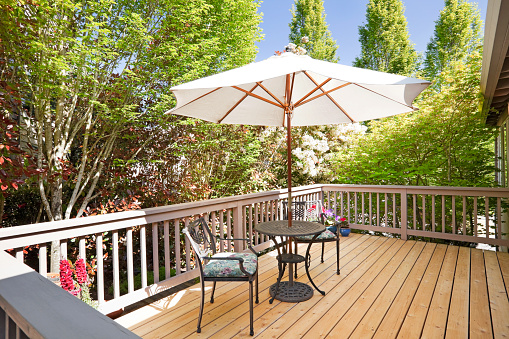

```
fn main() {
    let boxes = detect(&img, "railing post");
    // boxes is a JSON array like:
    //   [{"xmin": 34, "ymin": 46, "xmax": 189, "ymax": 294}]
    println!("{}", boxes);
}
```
[
  {"xmin": 233, "ymin": 203, "xmax": 244, "ymax": 251},
  {"xmin": 401, "ymin": 189, "xmax": 408, "ymax": 240}
]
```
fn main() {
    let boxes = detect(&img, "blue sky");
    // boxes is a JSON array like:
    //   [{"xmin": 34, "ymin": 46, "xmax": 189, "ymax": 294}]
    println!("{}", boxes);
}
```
[{"xmin": 255, "ymin": 0, "xmax": 488, "ymax": 65}]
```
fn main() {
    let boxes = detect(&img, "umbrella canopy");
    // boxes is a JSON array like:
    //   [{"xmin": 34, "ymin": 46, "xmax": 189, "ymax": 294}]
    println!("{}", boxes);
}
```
[
  {"xmin": 168, "ymin": 53, "xmax": 430, "ymax": 126},
  {"xmin": 167, "ymin": 52, "xmax": 430, "ymax": 226}
]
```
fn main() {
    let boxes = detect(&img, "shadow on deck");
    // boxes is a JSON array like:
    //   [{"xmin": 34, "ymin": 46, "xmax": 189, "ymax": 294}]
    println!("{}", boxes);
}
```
[{"xmin": 116, "ymin": 233, "xmax": 509, "ymax": 338}]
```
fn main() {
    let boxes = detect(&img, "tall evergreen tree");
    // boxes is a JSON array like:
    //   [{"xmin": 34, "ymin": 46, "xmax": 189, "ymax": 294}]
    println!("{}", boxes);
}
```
[
  {"xmin": 289, "ymin": 0, "xmax": 339, "ymax": 62},
  {"xmin": 423, "ymin": 0, "xmax": 482, "ymax": 79},
  {"xmin": 353, "ymin": 0, "xmax": 418, "ymax": 75}
]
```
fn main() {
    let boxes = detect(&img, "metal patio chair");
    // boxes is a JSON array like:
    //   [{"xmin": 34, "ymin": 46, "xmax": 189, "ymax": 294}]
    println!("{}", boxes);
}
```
[
  {"xmin": 183, "ymin": 217, "xmax": 259, "ymax": 336},
  {"xmin": 283, "ymin": 200, "xmax": 340, "ymax": 278}
]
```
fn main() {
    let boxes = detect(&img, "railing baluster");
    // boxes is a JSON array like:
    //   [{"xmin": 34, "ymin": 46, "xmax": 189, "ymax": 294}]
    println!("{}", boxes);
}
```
[
  {"xmin": 347, "ymin": 192, "xmax": 351, "ymax": 223},
  {"xmin": 354, "ymin": 192, "xmax": 358, "ymax": 224},
  {"xmin": 112, "ymin": 230, "xmax": 119, "ymax": 298},
  {"xmin": 96, "ymin": 233, "xmax": 104, "ymax": 304},
  {"xmin": 432, "ymin": 195, "xmax": 436, "ymax": 232},
  {"xmin": 127, "ymin": 227, "xmax": 134, "ymax": 293},
  {"xmin": 152, "ymin": 222, "xmax": 158, "ymax": 284},
  {"xmin": 60, "ymin": 240, "xmax": 67, "ymax": 261},
  {"xmin": 249, "ymin": 205, "xmax": 253, "ymax": 244},
  {"xmin": 497, "ymin": 197, "xmax": 502, "ymax": 239},
  {"xmin": 362, "ymin": 193, "xmax": 365, "ymax": 225},
  {"xmin": 473, "ymin": 197, "xmax": 478, "ymax": 237},
  {"xmin": 452, "ymin": 196, "xmax": 456, "ymax": 234},
  {"xmin": 39, "ymin": 244, "xmax": 47, "ymax": 276},
  {"xmin": 185, "ymin": 217, "xmax": 191, "ymax": 269},
  {"xmin": 461, "ymin": 196, "xmax": 466, "ymax": 235},
  {"xmin": 393, "ymin": 193, "xmax": 396, "ymax": 228},
  {"xmin": 385, "ymin": 193, "xmax": 388, "ymax": 227},
  {"xmin": 377, "ymin": 193, "xmax": 380, "ymax": 227},
  {"xmin": 422, "ymin": 195, "xmax": 426, "ymax": 231},
  {"xmin": 442, "ymin": 195, "xmax": 446, "ymax": 233},
  {"xmin": 485, "ymin": 197, "xmax": 490, "ymax": 239},
  {"xmin": 413, "ymin": 194, "xmax": 416, "ymax": 230},
  {"xmin": 254, "ymin": 204, "xmax": 259, "ymax": 245},
  {"xmin": 227, "ymin": 210, "xmax": 232, "ymax": 251},
  {"xmin": 341, "ymin": 192, "xmax": 344, "ymax": 219},
  {"xmin": 174, "ymin": 219, "xmax": 181, "ymax": 275},
  {"xmin": 15, "ymin": 248, "xmax": 23, "ymax": 262},
  {"xmin": 369, "ymin": 192, "xmax": 372, "ymax": 226},
  {"xmin": 140, "ymin": 225, "xmax": 147, "ymax": 288},
  {"xmin": 164, "ymin": 220, "xmax": 170, "ymax": 280}
]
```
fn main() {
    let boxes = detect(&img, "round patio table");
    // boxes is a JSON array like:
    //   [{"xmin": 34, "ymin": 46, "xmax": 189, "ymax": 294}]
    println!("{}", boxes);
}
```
[{"xmin": 255, "ymin": 220, "xmax": 325, "ymax": 303}]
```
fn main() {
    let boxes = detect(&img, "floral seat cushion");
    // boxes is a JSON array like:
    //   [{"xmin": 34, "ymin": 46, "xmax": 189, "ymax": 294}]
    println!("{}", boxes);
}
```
[
  {"xmin": 295, "ymin": 229, "xmax": 337, "ymax": 241},
  {"xmin": 203, "ymin": 252, "xmax": 258, "ymax": 278}
]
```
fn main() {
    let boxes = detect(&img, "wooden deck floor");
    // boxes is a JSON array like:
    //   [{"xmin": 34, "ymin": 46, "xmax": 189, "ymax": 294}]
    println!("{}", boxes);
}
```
[{"xmin": 116, "ymin": 234, "xmax": 509, "ymax": 338}]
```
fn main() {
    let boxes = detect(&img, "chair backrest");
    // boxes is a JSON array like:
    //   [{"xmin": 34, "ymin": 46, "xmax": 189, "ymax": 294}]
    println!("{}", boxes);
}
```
[
  {"xmin": 282, "ymin": 200, "xmax": 324, "ymax": 223},
  {"xmin": 182, "ymin": 217, "xmax": 216, "ymax": 260}
]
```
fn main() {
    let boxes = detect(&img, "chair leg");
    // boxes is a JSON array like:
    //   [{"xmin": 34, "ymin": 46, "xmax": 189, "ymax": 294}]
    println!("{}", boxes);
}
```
[
  {"xmin": 197, "ymin": 277, "xmax": 205, "ymax": 333},
  {"xmin": 255, "ymin": 269, "xmax": 259, "ymax": 304},
  {"xmin": 321, "ymin": 241, "xmax": 325, "ymax": 263},
  {"xmin": 249, "ymin": 280, "xmax": 254, "ymax": 336},
  {"xmin": 210, "ymin": 281, "xmax": 217, "ymax": 303},
  {"xmin": 336, "ymin": 238, "xmax": 340, "ymax": 275}
]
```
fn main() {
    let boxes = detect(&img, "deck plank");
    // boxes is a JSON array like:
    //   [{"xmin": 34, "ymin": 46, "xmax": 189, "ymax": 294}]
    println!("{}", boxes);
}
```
[
  {"xmin": 497, "ymin": 252, "xmax": 509, "ymax": 298},
  {"xmin": 282, "ymin": 237, "xmax": 400, "ymax": 338},
  {"xmin": 396, "ymin": 244, "xmax": 448, "ymax": 338},
  {"xmin": 349, "ymin": 241, "xmax": 427, "ymax": 339},
  {"xmin": 114, "ymin": 235, "xmax": 509, "ymax": 339},
  {"xmin": 470, "ymin": 249, "xmax": 493, "ymax": 338},
  {"xmin": 421, "ymin": 245, "xmax": 458, "ymax": 338},
  {"xmin": 327, "ymin": 240, "xmax": 417, "ymax": 338},
  {"xmin": 445, "ymin": 246, "xmax": 470, "ymax": 339},
  {"xmin": 485, "ymin": 251, "xmax": 509, "ymax": 338},
  {"xmin": 372, "ymin": 243, "xmax": 437, "ymax": 339},
  {"xmin": 251, "ymin": 235, "xmax": 382, "ymax": 338}
]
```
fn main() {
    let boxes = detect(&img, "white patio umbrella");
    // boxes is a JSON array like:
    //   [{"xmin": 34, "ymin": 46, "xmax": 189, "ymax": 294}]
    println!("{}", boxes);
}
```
[{"xmin": 167, "ymin": 52, "xmax": 430, "ymax": 226}]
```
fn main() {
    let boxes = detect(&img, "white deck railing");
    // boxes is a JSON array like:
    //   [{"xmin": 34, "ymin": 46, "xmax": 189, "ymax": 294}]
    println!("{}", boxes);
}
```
[{"xmin": 0, "ymin": 184, "xmax": 508, "ymax": 337}]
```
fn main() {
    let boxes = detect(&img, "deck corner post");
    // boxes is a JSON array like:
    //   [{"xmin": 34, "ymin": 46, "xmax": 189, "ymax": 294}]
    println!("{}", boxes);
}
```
[{"xmin": 401, "ymin": 189, "xmax": 408, "ymax": 240}]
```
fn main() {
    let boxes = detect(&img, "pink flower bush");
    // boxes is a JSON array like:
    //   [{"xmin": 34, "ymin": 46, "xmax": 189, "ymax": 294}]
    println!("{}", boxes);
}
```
[
  {"xmin": 59, "ymin": 260, "xmax": 75, "ymax": 292},
  {"xmin": 59, "ymin": 259, "xmax": 96, "ymax": 308},
  {"xmin": 75, "ymin": 258, "xmax": 87, "ymax": 285}
]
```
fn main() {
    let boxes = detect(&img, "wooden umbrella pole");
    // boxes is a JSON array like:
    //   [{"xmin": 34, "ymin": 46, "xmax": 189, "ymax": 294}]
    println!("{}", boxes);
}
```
[{"xmin": 286, "ymin": 108, "xmax": 292, "ymax": 228}]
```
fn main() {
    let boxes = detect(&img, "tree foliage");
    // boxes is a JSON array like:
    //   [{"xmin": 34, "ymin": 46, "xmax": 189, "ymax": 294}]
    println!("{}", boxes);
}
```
[
  {"xmin": 333, "ymin": 50, "xmax": 496, "ymax": 187},
  {"xmin": 423, "ymin": 0, "xmax": 482, "ymax": 79},
  {"xmin": 0, "ymin": 0, "xmax": 262, "ymax": 223},
  {"xmin": 353, "ymin": 0, "xmax": 418, "ymax": 75},
  {"xmin": 289, "ymin": 0, "xmax": 339, "ymax": 62}
]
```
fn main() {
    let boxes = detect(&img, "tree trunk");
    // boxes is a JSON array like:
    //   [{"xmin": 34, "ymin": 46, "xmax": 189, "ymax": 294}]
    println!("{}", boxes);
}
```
[{"xmin": 50, "ymin": 178, "xmax": 63, "ymax": 273}]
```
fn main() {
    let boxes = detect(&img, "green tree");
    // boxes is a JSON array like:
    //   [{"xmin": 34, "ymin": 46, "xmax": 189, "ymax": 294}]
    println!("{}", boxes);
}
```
[
  {"xmin": 423, "ymin": 0, "xmax": 482, "ymax": 79},
  {"xmin": 0, "ymin": 0, "xmax": 261, "ymax": 270},
  {"xmin": 333, "ymin": 50, "xmax": 496, "ymax": 188},
  {"xmin": 353, "ymin": 0, "xmax": 418, "ymax": 75},
  {"xmin": 289, "ymin": 0, "xmax": 339, "ymax": 62}
]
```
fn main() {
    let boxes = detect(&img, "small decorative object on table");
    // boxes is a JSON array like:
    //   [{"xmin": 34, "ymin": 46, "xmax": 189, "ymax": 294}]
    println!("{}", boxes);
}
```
[{"xmin": 338, "ymin": 217, "xmax": 351, "ymax": 237}]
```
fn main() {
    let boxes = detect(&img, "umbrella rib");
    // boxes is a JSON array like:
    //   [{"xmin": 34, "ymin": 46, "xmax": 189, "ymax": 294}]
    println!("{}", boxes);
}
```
[
  {"xmin": 232, "ymin": 86, "xmax": 284, "ymax": 108},
  {"xmin": 353, "ymin": 83, "xmax": 417, "ymax": 110},
  {"xmin": 257, "ymin": 82, "xmax": 284, "ymax": 107},
  {"xmin": 293, "ymin": 76, "xmax": 332, "ymax": 106},
  {"xmin": 218, "ymin": 83, "xmax": 259, "ymax": 123},
  {"xmin": 172, "ymin": 87, "xmax": 222, "ymax": 111},
  {"xmin": 302, "ymin": 72, "xmax": 355, "ymax": 123},
  {"xmin": 295, "ymin": 82, "xmax": 351, "ymax": 107}
]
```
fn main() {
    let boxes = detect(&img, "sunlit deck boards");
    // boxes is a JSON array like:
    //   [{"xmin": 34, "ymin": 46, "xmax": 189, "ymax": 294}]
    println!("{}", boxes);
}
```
[{"xmin": 116, "ymin": 234, "xmax": 509, "ymax": 338}]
